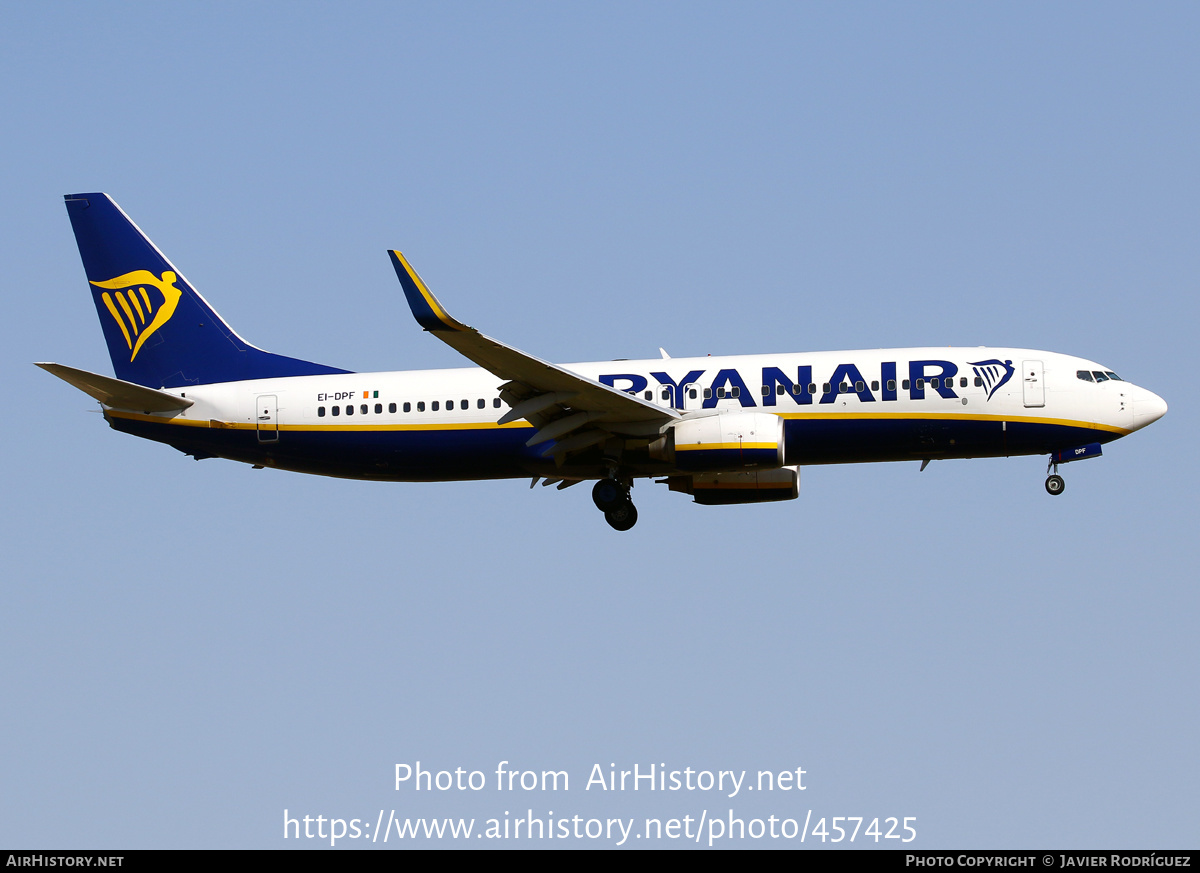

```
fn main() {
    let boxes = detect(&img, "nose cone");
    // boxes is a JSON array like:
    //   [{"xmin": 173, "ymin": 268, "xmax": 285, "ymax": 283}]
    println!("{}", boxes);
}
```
[{"xmin": 1132, "ymin": 389, "xmax": 1168, "ymax": 431}]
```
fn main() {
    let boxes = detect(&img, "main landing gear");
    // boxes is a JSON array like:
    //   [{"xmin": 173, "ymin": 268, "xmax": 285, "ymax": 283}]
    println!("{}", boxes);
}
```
[
  {"xmin": 593, "ymin": 478, "xmax": 638, "ymax": 531},
  {"xmin": 1045, "ymin": 458, "xmax": 1065, "ymax": 496}
]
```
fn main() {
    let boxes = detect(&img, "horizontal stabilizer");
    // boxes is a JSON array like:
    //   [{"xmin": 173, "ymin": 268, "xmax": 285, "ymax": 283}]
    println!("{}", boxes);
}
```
[{"xmin": 36, "ymin": 362, "xmax": 194, "ymax": 412}]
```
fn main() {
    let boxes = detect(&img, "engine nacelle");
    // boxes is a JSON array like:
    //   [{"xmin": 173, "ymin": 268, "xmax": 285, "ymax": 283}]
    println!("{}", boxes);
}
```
[
  {"xmin": 650, "ymin": 412, "xmax": 785, "ymax": 472},
  {"xmin": 666, "ymin": 465, "xmax": 800, "ymax": 505}
]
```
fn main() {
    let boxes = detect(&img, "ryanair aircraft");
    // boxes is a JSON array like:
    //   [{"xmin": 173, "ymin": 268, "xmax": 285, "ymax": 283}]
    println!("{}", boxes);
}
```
[{"xmin": 40, "ymin": 193, "xmax": 1168, "ymax": 530}]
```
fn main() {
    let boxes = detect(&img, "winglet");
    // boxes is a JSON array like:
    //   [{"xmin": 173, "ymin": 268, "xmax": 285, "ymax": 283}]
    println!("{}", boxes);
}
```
[
  {"xmin": 388, "ymin": 250, "xmax": 467, "ymax": 332},
  {"xmin": 385, "ymin": 249, "xmax": 679, "ymax": 426}
]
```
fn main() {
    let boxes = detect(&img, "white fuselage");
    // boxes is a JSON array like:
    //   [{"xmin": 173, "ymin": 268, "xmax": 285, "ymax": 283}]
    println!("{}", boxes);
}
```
[{"xmin": 103, "ymin": 346, "xmax": 1166, "ymax": 482}]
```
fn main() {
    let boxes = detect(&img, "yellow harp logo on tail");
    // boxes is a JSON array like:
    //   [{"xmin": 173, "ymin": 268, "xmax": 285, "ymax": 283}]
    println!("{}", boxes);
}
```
[{"xmin": 91, "ymin": 270, "xmax": 183, "ymax": 362}]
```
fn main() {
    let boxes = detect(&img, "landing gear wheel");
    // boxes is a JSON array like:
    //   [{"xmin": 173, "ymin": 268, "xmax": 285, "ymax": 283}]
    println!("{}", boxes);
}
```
[
  {"xmin": 592, "ymin": 478, "xmax": 627, "ymax": 512},
  {"xmin": 1045, "ymin": 474, "xmax": 1065, "ymax": 496},
  {"xmin": 604, "ymin": 501, "xmax": 638, "ymax": 531}
]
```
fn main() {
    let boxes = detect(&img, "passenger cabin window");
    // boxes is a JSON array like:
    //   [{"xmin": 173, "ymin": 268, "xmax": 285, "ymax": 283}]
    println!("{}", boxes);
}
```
[
  {"xmin": 761, "ymin": 385, "xmax": 770, "ymax": 397},
  {"xmin": 822, "ymin": 383, "xmax": 831, "ymax": 393},
  {"xmin": 902, "ymin": 380, "xmax": 910, "ymax": 390},
  {"xmin": 375, "ymin": 403, "xmax": 382, "ymax": 414},
  {"xmin": 346, "ymin": 405, "xmax": 354, "ymax": 415},
  {"xmin": 644, "ymin": 390, "xmax": 652, "ymax": 400},
  {"xmin": 716, "ymin": 387, "xmax": 726, "ymax": 398},
  {"xmin": 887, "ymin": 380, "xmax": 896, "ymax": 391},
  {"xmin": 704, "ymin": 388, "xmax": 712, "ymax": 399},
  {"xmin": 689, "ymin": 388, "xmax": 698, "ymax": 399},
  {"xmin": 417, "ymin": 401, "xmax": 425, "ymax": 412},
  {"xmin": 974, "ymin": 376, "xmax": 983, "ymax": 387},
  {"xmin": 332, "ymin": 406, "xmax": 340, "ymax": 416},
  {"xmin": 401, "ymin": 402, "xmax": 409, "ymax": 412},
  {"xmin": 360, "ymin": 404, "xmax": 368, "ymax": 414},
  {"xmin": 389, "ymin": 403, "xmax": 397, "ymax": 413},
  {"xmin": 732, "ymin": 387, "xmax": 740, "ymax": 398},
  {"xmin": 871, "ymin": 381, "xmax": 879, "ymax": 391},
  {"xmin": 477, "ymin": 398, "xmax": 485, "ymax": 409},
  {"xmin": 839, "ymin": 383, "xmax": 849, "ymax": 394},
  {"xmin": 808, "ymin": 383, "xmax": 817, "ymax": 394},
  {"xmin": 461, "ymin": 399, "xmax": 468, "ymax": 408},
  {"xmin": 915, "ymin": 378, "xmax": 924, "ymax": 390},
  {"xmin": 317, "ymin": 406, "xmax": 326, "ymax": 417},
  {"xmin": 960, "ymin": 377, "xmax": 968, "ymax": 388},
  {"xmin": 855, "ymin": 380, "xmax": 865, "ymax": 392}
]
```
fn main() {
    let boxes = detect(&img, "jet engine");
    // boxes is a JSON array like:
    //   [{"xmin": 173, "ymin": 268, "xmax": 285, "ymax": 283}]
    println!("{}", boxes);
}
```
[
  {"xmin": 649, "ymin": 412, "xmax": 786, "ymax": 472},
  {"xmin": 665, "ymin": 465, "xmax": 800, "ymax": 505}
]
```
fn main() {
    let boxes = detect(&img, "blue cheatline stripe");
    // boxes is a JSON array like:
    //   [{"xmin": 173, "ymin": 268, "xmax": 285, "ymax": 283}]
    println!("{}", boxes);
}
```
[{"xmin": 105, "ymin": 410, "xmax": 1122, "ymax": 481}]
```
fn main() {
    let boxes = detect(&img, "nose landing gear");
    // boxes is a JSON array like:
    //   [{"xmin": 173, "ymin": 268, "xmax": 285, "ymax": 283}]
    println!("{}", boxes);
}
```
[
  {"xmin": 1043, "ymin": 442, "xmax": 1103, "ymax": 495},
  {"xmin": 592, "ymin": 478, "xmax": 638, "ymax": 530},
  {"xmin": 1045, "ymin": 458, "xmax": 1065, "ymax": 496}
]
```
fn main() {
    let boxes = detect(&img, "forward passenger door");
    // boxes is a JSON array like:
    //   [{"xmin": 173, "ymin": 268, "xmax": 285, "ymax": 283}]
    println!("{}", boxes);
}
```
[{"xmin": 1022, "ymin": 361, "xmax": 1045, "ymax": 408}]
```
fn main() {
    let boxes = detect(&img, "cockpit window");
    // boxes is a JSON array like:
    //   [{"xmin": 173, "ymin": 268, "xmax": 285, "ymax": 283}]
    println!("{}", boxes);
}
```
[
  {"xmin": 1105, "ymin": 371, "xmax": 1122, "ymax": 381},
  {"xmin": 1092, "ymin": 371, "xmax": 1109, "ymax": 383},
  {"xmin": 1077, "ymin": 370, "xmax": 1094, "ymax": 382}
]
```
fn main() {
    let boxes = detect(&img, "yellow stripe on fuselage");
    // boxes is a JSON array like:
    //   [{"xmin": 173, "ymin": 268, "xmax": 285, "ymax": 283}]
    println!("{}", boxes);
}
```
[
  {"xmin": 104, "ymin": 409, "xmax": 1129, "ymax": 437},
  {"xmin": 773, "ymin": 410, "xmax": 1131, "ymax": 436}
]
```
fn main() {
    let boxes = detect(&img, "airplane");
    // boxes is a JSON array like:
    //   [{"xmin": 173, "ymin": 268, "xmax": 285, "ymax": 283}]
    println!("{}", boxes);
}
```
[{"xmin": 39, "ymin": 193, "xmax": 1168, "ymax": 531}]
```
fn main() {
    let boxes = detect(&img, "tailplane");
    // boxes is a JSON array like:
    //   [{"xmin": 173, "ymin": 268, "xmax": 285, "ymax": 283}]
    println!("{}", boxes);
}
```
[{"xmin": 65, "ymin": 193, "xmax": 349, "ymax": 388}]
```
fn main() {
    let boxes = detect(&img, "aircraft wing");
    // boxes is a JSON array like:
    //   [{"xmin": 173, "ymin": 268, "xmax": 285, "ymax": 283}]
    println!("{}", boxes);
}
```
[
  {"xmin": 389, "ymin": 250, "xmax": 677, "ymax": 461},
  {"xmin": 36, "ymin": 362, "xmax": 194, "ymax": 412}
]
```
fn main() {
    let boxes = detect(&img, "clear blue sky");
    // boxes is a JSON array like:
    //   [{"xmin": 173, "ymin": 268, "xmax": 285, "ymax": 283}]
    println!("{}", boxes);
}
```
[{"xmin": 1, "ymin": 1, "xmax": 1196, "ymax": 848}]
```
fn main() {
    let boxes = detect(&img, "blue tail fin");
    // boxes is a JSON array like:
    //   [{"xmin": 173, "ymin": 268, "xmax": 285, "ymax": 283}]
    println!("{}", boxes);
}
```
[{"xmin": 65, "ymin": 193, "xmax": 350, "ymax": 388}]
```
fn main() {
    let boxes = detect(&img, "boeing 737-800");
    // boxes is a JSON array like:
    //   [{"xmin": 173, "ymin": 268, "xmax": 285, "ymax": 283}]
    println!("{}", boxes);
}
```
[{"xmin": 39, "ymin": 193, "xmax": 1168, "ymax": 530}]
